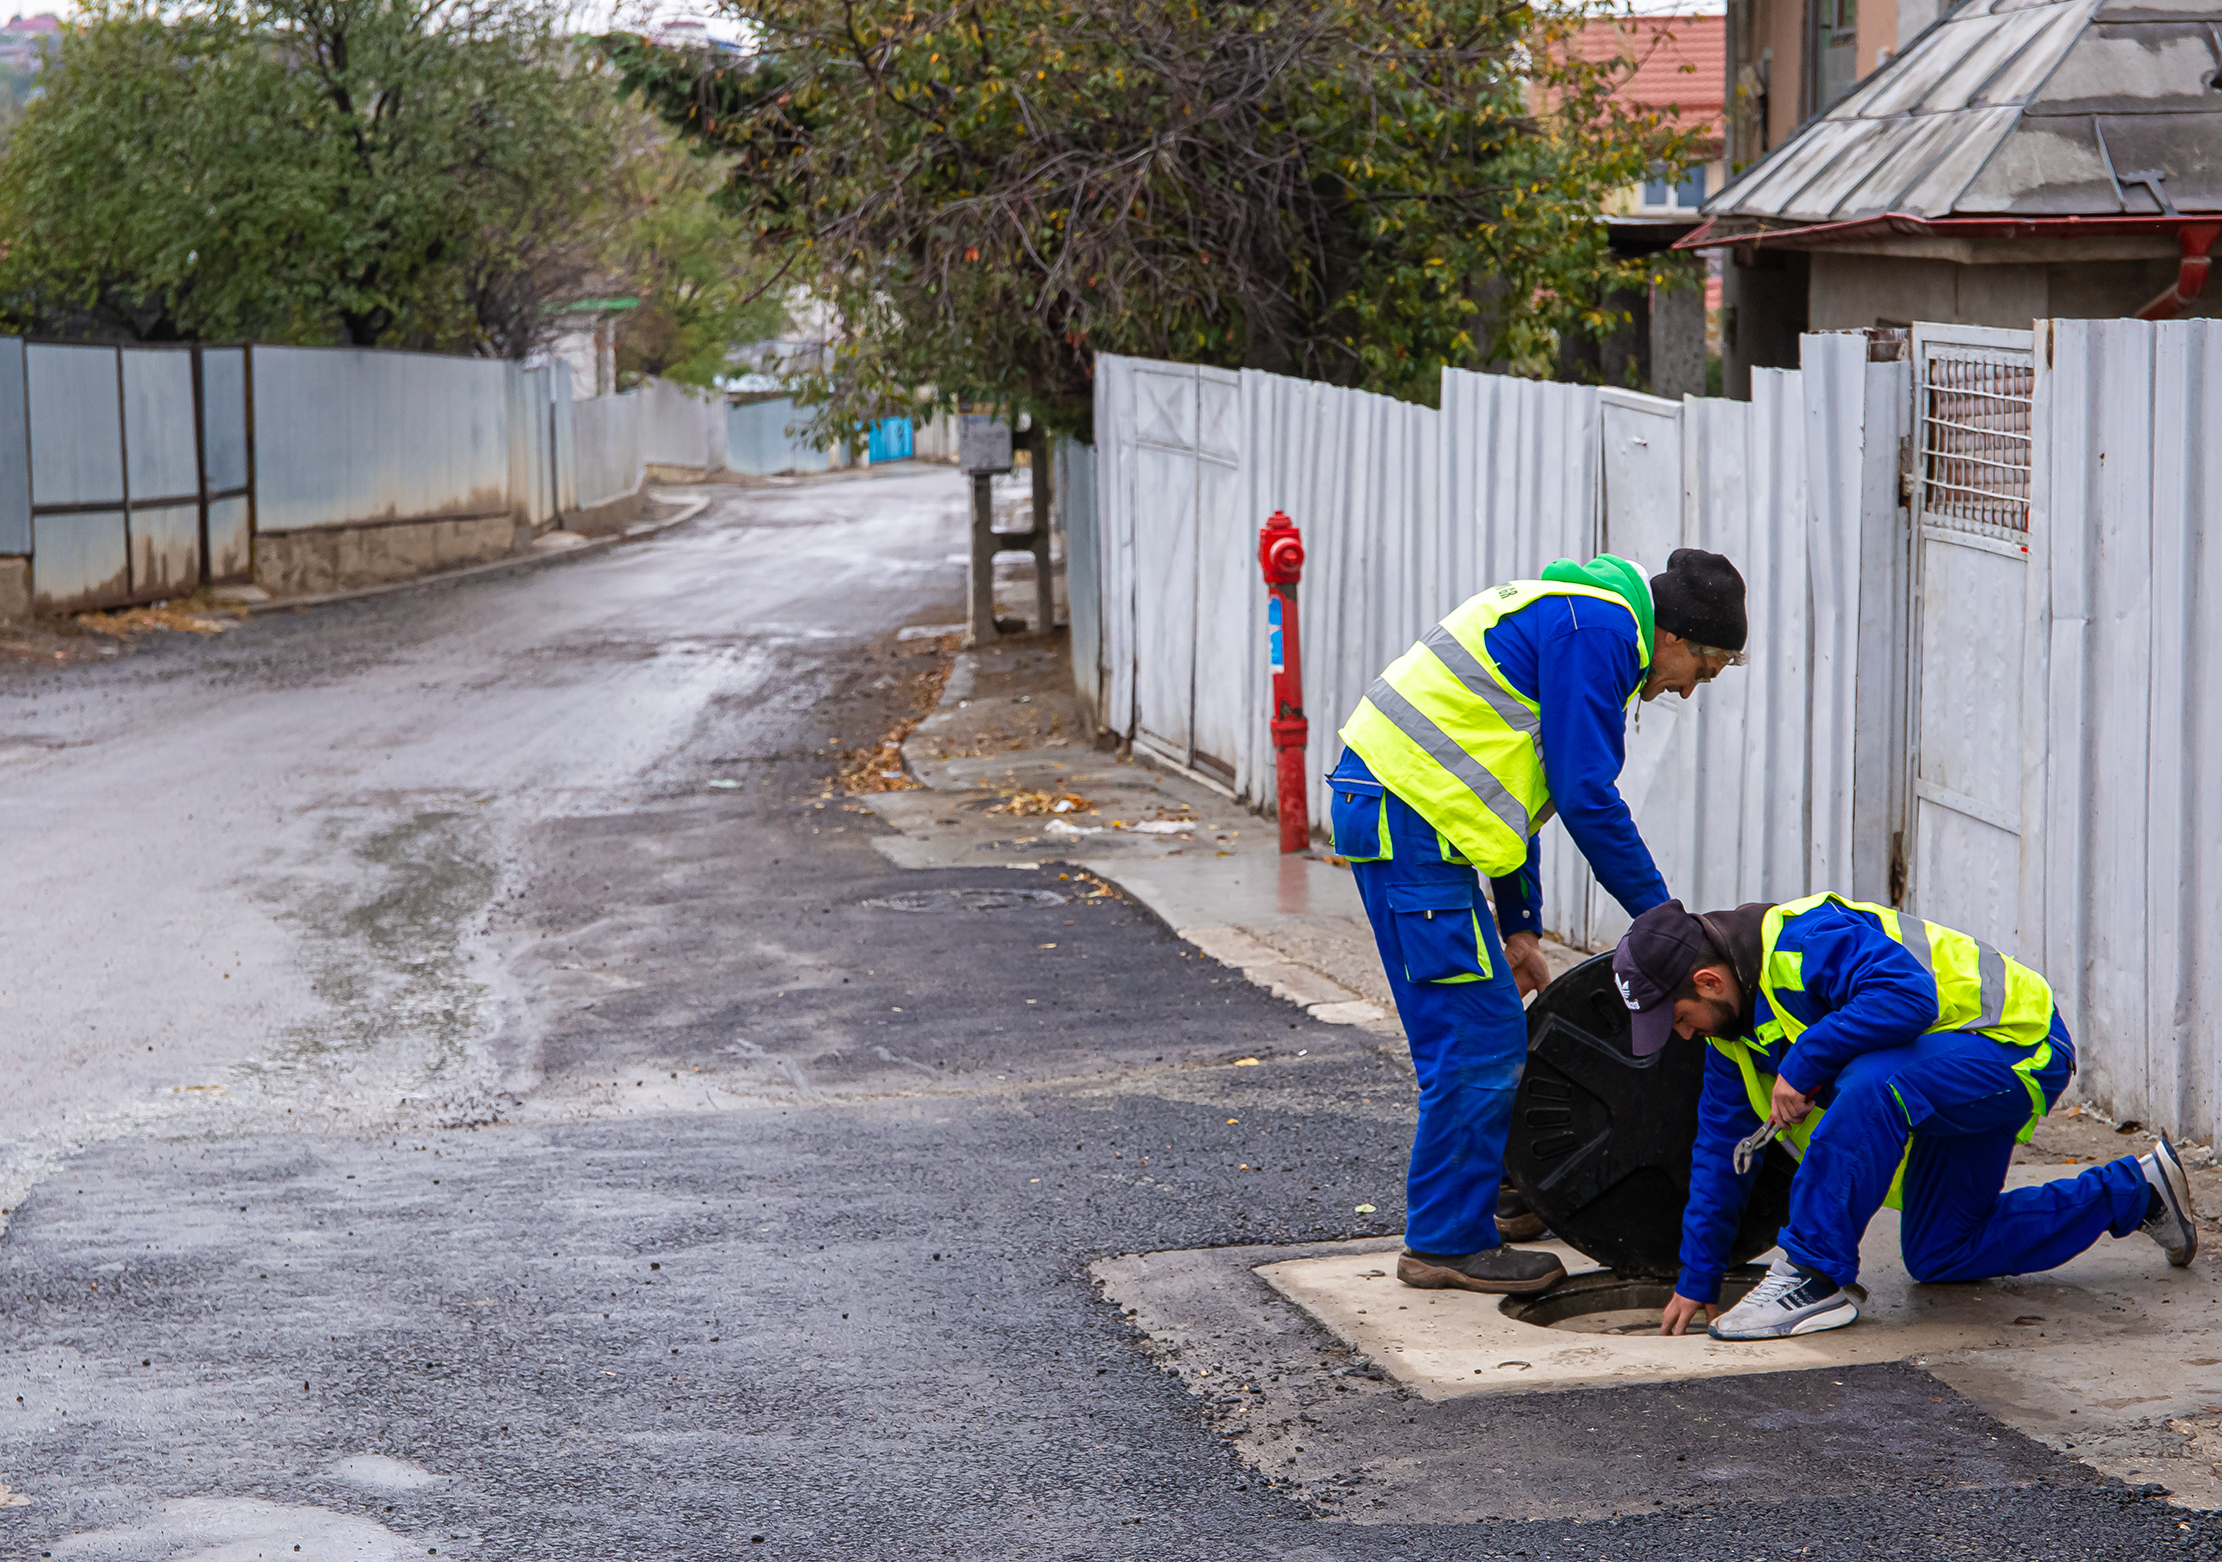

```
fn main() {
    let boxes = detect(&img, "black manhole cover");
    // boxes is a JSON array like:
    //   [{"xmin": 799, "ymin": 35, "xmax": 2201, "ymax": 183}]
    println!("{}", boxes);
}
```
[
  {"xmin": 861, "ymin": 888, "xmax": 1069, "ymax": 912},
  {"xmin": 1505, "ymin": 953, "xmax": 1794, "ymax": 1279},
  {"xmin": 1498, "ymin": 1265, "xmax": 1770, "ymax": 1334}
]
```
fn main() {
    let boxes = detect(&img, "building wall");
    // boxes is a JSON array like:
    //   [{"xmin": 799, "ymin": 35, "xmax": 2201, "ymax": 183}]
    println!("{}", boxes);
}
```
[
  {"xmin": 1761, "ymin": 0, "xmax": 1806, "ymax": 149},
  {"xmin": 1733, "ymin": 0, "xmax": 1900, "ymax": 160},
  {"xmin": 1808, "ymin": 252, "xmax": 2217, "ymax": 331},
  {"xmin": 1724, "ymin": 248, "xmax": 1809, "ymax": 398},
  {"xmin": 1855, "ymin": 0, "xmax": 1900, "ymax": 78}
]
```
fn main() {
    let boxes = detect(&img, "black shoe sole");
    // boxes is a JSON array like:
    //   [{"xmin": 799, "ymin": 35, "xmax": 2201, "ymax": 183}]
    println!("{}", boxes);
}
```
[
  {"xmin": 1496, "ymin": 1211, "xmax": 1548, "ymax": 1243},
  {"xmin": 1397, "ymin": 1252, "xmax": 1565, "ymax": 1295}
]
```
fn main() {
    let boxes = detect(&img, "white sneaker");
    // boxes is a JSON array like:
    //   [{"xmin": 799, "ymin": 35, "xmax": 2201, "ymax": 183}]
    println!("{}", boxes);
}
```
[
  {"xmin": 1707, "ymin": 1255, "xmax": 1859, "ymax": 1341},
  {"xmin": 2140, "ymin": 1136, "xmax": 2199, "ymax": 1268}
]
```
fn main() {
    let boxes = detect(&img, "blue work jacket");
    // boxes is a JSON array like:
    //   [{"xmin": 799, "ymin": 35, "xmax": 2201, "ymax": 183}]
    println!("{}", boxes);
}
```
[
  {"xmin": 1675, "ymin": 899, "xmax": 1959, "ymax": 1304},
  {"xmin": 1481, "ymin": 594, "xmax": 1669, "ymax": 938}
]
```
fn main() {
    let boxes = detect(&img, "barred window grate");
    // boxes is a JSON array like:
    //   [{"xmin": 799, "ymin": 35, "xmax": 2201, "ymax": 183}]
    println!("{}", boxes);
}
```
[{"xmin": 1921, "ymin": 354, "xmax": 2034, "ymax": 536}]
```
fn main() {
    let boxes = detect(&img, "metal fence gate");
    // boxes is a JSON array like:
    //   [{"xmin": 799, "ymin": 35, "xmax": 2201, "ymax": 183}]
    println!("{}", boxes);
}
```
[
  {"xmin": 1122, "ymin": 361, "xmax": 1243, "ymax": 786},
  {"xmin": 20, "ymin": 342, "xmax": 258, "ymax": 611},
  {"xmin": 1902, "ymin": 323, "xmax": 2038, "ymax": 954}
]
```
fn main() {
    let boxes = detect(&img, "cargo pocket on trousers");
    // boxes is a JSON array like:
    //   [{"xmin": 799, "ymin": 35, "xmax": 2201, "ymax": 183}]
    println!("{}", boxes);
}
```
[
  {"xmin": 1327, "ymin": 777, "xmax": 1388, "ymax": 862},
  {"xmin": 1386, "ymin": 881, "xmax": 1489, "ymax": 983}
]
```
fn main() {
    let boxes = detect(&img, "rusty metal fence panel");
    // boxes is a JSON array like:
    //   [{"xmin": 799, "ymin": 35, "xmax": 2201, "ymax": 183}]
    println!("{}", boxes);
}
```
[
  {"xmin": 27, "ymin": 344, "xmax": 128, "ymax": 611},
  {"xmin": 0, "ymin": 340, "xmax": 727, "ymax": 606},
  {"xmin": 121, "ymin": 347, "xmax": 202, "ymax": 598},
  {"xmin": 250, "ymin": 345, "xmax": 512, "ymax": 534},
  {"xmin": 197, "ymin": 347, "xmax": 253, "ymax": 582},
  {"xmin": 0, "ymin": 339, "xmax": 28, "ymax": 559},
  {"xmin": 574, "ymin": 390, "xmax": 642, "ymax": 509}
]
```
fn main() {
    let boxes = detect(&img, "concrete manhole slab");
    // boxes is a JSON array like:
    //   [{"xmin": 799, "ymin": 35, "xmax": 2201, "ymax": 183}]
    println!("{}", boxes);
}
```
[
  {"xmin": 1258, "ymin": 1178, "xmax": 2215, "ymax": 1401},
  {"xmin": 861, "ymin": 887, "xmax": 1068, "ymax": 912}
]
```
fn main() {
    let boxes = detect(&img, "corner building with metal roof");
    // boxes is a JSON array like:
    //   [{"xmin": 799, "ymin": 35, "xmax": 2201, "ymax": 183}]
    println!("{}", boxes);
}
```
[{"xmin": 1693, "ymin": 0, "xmax": 2222, "ymax": 395}]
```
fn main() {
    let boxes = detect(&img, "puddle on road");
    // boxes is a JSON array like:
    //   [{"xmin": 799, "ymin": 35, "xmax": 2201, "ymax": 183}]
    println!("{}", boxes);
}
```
[
  {"xmin": 50, "ymin": 1495, "xmax": 454, "ymax": 1560},
  {"xmin": 0, "ymin": 803, "xmax": 515, "ymax": 1234},
  {"xmin": 861, "ymin": 887, "xmax": 1068, "ymax": 912}
]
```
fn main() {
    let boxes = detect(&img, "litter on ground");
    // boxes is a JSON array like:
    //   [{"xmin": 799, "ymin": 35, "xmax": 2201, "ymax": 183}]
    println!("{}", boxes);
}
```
[{"xmin": 988, "ymin": 790, "xmax": 1096, "ymax": 816}]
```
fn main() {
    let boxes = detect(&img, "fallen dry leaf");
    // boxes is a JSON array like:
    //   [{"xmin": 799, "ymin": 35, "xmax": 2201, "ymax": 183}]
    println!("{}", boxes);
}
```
[
  {"xmin": 77, "ymin": 601, "xmax": 243, "ymax": 637},
  {"xmin": 836, "ymin": 652, "xmax": 953, "ymax": 794},
  {"xmin": 987, "ymin": 789, "xmax": 1095, "ymax": 817}
]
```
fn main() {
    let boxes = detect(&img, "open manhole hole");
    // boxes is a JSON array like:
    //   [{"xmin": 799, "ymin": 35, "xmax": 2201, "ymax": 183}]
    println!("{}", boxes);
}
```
[
  {"xmin": 1498, "ymin": 1267, "xmax": 1768, "ymax": 1336},
  {"xmin": 861, "ymin": 888, "xmax": 1069, "ymax": 913}
]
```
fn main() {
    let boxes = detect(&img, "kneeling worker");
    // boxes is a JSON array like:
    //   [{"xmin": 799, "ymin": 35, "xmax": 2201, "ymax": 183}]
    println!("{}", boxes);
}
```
[{"xmin": 1610, "ymin": 894, "xmax": 2198, "ymax": 1340}]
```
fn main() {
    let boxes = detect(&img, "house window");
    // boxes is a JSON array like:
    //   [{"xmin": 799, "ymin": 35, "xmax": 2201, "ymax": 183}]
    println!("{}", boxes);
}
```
[
  {"xmin": 1640, "ymin": 166, "xmax": 1708, "ymax": 211},
  {"xmin": 1811, "ymin": 0, "xmax": 1859, "ymax": 114}
]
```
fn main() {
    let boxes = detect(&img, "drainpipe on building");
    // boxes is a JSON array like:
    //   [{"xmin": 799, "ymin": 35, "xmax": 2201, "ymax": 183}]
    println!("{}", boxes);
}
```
[{"xmin": 2136, "ymin": 223, "xmax": 2222, "ymax": 321}]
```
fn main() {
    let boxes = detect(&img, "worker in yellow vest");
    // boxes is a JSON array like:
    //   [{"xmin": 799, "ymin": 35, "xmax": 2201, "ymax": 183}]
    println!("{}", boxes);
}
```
[
  {"xmin": 1610, "ymin": 896, "xmax": 2197, "ymax": 1340},
  {"xmin": 1330, "ymin": 550, "xmax": 1747, "ymax": 1294}
]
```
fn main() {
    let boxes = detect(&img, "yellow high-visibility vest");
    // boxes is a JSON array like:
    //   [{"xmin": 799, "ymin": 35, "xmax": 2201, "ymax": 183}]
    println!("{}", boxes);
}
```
[
  {"xmin": 1708, "ymin": 893, "xmax": 2060, "ymax": 1204},
  {"xmin": 1336, "ymin": 579, "xmax": 1650, "ymax": 876}
]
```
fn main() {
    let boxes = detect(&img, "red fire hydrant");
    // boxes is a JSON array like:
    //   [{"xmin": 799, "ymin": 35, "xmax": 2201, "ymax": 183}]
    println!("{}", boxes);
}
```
[{"xmin": 1258, "ymin": 511, "xmax": 1309, "ymax": 854}]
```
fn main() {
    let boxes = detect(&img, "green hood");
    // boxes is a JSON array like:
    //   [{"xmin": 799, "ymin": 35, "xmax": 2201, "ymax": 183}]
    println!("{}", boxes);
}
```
[{"xmin": 1541, "ymin": 553, "xmax": 1654, "ymax": 663}]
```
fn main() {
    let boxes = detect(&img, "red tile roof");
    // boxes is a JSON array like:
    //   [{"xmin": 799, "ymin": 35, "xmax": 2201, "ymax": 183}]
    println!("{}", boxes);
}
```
[{"xmin": 1563, "ymin": 15, "xmax": 1726, "ymax": 140}]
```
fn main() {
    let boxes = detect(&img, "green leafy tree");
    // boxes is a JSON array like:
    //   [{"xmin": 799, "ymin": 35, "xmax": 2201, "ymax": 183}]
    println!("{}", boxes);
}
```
[
  {"xmin": 0, "ymin": 0, "xmax": 620, "ymax": 352},
  {"xmin": 610, "ymin": 135, "xmax": 791, "ymax": 389},
  {"xmin": 600, "ymin": 0, "xmax": 1692, "ymax": 437}
]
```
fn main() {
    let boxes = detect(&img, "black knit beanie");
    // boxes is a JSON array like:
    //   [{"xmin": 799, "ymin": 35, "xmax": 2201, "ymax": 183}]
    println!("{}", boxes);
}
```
[{"xmin": 1650, "ymin": 548, "xmax": 1747, "ymax": 652}]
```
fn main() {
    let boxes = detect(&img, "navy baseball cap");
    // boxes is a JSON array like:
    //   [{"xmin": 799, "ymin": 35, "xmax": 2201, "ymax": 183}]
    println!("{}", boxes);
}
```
[{"xmin": 1611, "ymin": 899, "xmax": 1717, "ymax": 1057}]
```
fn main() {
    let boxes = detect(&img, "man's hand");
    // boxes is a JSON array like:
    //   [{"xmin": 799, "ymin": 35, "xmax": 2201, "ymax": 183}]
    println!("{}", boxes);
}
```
[
  {"xmin": 1660, "ymin": 1293, "xmax": 1716, "ymax": 1336},
  {"xmin": 1770, "ymin": 1075, "xmax": 1815, "ymax": 1128},
  {"xmin": 1505, "ymin": 932, "xmax": 1552, "ymax": 998}
]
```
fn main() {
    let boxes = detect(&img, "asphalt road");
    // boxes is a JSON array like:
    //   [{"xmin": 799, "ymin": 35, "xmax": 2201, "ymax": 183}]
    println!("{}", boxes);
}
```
[{"xmin": 0, "ymin": 468, "xmax": 2215, "ymax": 1560}]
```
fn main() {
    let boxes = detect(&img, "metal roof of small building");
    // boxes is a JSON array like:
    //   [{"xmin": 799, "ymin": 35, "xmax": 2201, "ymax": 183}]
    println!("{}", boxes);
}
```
[{"xmin": 1700, "ymin": 0, "xmax": 2222, "ymax": 234}]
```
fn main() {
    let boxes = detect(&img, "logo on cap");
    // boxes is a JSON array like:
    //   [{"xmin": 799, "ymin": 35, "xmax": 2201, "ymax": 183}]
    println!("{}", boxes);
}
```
[{"xmin": 1615, "ymin": 973, "xmax": 1638, "ymax": 1010}]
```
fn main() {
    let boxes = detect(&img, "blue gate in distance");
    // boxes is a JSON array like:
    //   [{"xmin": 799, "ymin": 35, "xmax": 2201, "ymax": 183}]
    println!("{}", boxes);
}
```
[{"xmin": 866, "ymin": 416, "xmax": 914, "ymax": 464}]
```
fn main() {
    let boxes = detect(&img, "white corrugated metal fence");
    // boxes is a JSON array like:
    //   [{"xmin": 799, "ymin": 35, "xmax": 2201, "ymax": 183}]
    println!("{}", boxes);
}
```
[{"xmin": 1085, "ymin": 326, "xmax": 2222, "ymax": 1144}]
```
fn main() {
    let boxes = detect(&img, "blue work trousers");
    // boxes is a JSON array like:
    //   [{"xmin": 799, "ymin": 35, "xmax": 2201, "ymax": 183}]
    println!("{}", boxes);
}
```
[
  {"xmin": 1329, "ymin": 755, "xmax": 1527, "ymax": 1256},
  {"xmin": 1779, "ymin": 1015, "xmax": 2150, "ymax": 1289}
]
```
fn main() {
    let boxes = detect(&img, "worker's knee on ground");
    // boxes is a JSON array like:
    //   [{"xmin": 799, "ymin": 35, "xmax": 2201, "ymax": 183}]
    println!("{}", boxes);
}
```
[{"xmin": 1901, "ymin": 1241, "xmax": 1988, "ymax": 1285}]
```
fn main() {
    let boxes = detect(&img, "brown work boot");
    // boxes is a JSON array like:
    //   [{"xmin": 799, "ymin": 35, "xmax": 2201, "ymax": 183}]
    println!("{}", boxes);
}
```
[
  {"xmin": 1496, "ymin": 1182, "xmax": 1548, "ymax": 1243},
  {"xmin": 1398, "ymin": 1244, "xmax": 1565, "ymax": 1295}
]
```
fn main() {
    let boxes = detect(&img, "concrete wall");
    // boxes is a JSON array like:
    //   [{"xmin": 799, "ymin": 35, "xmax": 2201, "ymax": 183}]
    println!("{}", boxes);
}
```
[
  {"xmin": 0, "ymin": 557, "xmax": 27, "ymax": 623},
  {"xmin": 1724, "ymin": 249, "xmax": 1810, "ymax": 398},
  {"xmin": 253, "ymin": 516, "xmax": 518, "ymax": 599},
  {"xmin": 1808, "ymin": 251, "xmax": 2208, "ymax": 332}
]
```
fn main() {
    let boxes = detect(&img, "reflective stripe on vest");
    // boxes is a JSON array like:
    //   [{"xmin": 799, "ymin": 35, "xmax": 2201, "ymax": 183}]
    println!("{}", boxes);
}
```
[
  {"xmin": 1707, "ymin": 895, "xmax": 2059, "ymax": 1203},
  {"xmin": 1337, "ymin": 580, "xmax": 1650, "ymax": 876}
]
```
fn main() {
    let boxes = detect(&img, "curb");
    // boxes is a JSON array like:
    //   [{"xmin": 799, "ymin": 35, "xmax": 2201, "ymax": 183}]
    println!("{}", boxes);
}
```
[{"xmin": 245, "ymin": 495, "xmax": 710, "ymax": 617}]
